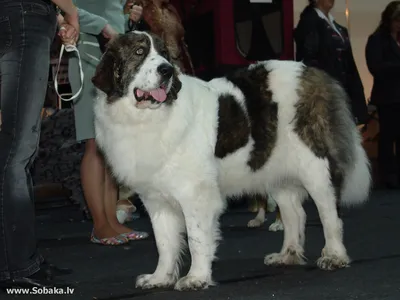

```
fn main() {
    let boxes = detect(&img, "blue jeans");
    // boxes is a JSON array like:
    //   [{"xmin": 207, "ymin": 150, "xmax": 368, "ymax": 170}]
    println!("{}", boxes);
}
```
[{"xmin": 0, "ymin": 0, "xmax": 57, "ymax": 280}]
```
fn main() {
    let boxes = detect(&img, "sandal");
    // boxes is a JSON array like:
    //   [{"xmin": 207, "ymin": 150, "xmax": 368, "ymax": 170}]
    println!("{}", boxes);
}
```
[
  {"xmin": 90, "ymin": 230, "xmax": 129, "ymax": 245},
  {"xmin": 121, "ymin": 230, "xmax": 149, "ymax": 240}
]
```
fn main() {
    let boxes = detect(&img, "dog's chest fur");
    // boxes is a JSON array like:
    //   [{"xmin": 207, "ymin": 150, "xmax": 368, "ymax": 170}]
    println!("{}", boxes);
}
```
[{"xmin": 95, "ymin": 76, "xmax": 222, "ymax": 194}]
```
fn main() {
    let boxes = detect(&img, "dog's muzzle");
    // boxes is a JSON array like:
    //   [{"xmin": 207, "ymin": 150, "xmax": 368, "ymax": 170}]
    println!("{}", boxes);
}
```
[
  {"xmin": 134, "ymin": 63, "xmax": 174, "ymax": 104},
  {"xmin": 157, "ymin": 63, "xmax": 174, "ymax": 83}
]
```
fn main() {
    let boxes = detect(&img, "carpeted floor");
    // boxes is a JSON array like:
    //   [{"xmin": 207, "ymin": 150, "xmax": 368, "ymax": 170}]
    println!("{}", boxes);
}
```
[{"xmin": 5, "ymin": 189, "xmax": 400, "ymax": 299}]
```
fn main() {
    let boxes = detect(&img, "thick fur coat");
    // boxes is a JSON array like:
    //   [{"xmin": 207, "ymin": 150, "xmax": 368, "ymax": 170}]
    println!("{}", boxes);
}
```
[{"xmin": 92, "ymin": 32, "xmax": 371, "ymax": 291}]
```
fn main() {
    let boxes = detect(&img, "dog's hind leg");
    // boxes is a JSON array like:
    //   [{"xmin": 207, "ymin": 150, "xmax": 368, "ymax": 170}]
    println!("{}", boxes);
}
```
[
  {"xmin": 264, "ymin": 186, "xmax": 307, "ymax": 266},
  {"xmin": 267, "ymin": 194, "xmax": 284, "ymax": 232},
  {"xmin": 136, "ymin": 197, "xmax": 186, "ymax": 289},
  {"xmin": 268, "ymin": 209, "xmax": 284, "ymax": 232},
  {"xmin": 174, "ymin": 184, "xmax": 224, "ymax": 291},
  {"xmin": 247, "ymin": 205, "xmax": 266, "ymax": 228},
  {"xmin": 302, "ymin": 160, "xmax": 350, "ymax": 270}
]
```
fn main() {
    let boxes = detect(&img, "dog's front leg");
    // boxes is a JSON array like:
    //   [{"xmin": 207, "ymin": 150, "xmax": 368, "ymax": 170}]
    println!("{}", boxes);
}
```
[
  {"xmin": 174, "ymin": 184, "xmax": 225, "ymax": 291},
  {"xmin": 136, "ymin": 197, "xmax": 186, "ymax": 289}
]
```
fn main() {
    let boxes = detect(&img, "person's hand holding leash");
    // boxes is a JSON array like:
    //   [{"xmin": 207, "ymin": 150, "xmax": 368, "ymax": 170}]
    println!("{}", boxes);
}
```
[
  {"xmin": 56, "ymin": 10, "xmax": 79, "ymax": 46},
  {"xmin": 129, "ymin": 4, "xmax": 143, "ymax": 22},
  {"xmin": 58, "ymin": 23, "xmax": 78, "ymax": 46}
]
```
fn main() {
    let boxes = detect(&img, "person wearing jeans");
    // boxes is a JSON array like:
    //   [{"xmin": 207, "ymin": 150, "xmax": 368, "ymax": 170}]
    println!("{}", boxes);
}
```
[{"xmin": 0, "ymin": 0, "xmax": 79, "ymax": 289}]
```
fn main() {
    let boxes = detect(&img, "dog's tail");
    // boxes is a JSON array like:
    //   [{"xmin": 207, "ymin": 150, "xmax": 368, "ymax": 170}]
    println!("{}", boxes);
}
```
[{"xmin": 340, "ymin": 131, "xmax": 372, "ymax": 207}]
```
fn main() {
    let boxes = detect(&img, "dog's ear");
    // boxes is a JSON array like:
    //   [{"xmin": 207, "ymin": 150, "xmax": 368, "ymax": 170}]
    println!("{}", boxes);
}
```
[{"xmin": 92, "ymin": 51, "xmax": 121, "ymax": 96}]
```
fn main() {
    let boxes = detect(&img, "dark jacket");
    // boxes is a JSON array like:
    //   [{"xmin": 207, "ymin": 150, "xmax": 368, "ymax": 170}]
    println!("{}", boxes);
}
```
[
  {"xmin": 366, "ymin": 30, "xmax": 400, "ymax": 106},
  {"xmin": 294, "ymin": 6, "xmax": 368, "ymax": 125}
]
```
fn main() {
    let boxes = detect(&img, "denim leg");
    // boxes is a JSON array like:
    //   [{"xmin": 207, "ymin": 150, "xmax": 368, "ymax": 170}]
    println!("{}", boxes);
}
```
[{"xmin": 0, "ymin": 0, "xmax": 56, "ymax": 280}]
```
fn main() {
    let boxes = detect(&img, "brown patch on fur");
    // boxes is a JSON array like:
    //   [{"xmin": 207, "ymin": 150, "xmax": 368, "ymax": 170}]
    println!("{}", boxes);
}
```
[
  {"xmin": 92, "ymin": 33, "xmax": 151, "ymax": 101},
  {"xmin": 294, "ymin": 68, "xmax": 332, "ymax": 158},
  {"xmin": 225, "ymin": 65, "xmax": 278, "ymax": 171},
  {"xmin": 132, "ymin": 0, "xmax": 195, "ymax": 74},
  {"xmin": 215, "ymin": 94, "xmax": 250, "ymax": 158},
  {"xmin": 295, "ymin": 67, "xmax": 356, "ymax": 199}
]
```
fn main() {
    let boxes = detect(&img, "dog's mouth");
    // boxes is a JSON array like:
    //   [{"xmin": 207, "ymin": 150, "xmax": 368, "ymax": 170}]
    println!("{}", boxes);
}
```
[{"xmin": 134, "ymin": 85, "xmax": 168, "ymax": 103}]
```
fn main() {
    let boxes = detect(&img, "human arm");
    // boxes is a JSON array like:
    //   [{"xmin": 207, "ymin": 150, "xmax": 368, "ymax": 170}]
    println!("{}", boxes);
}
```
[
  {"xmin": 51, "ymin": 0, "xmax": 77, "ymax": 17},
  {"xmin": 365, "ymin": 34, "xmax": 400, "ymax": 78},
  {"xmin": 124, "ymin": 2, "xmax": 144, "ymax": 32},
  {"xmin": 300, "ymin": 30, "xmax": 321, "ymax": 68},
  {"xmin": 57, "ymin": 7, "xmax": 118, "ymax": 44},
  {"xmin": 75, "ymin": 8, "xmax": 108, "ymax": 35},
  {"xmin": 294, "ymin": 13, "xmax": 322, "ymax": 69},
  {"xmin": 51, "ymin": 0, "xmax": 79, "ymax": 37},
  {"xmin": 347, "ymin": 47, "xmax": 369, "ymax": 125}
]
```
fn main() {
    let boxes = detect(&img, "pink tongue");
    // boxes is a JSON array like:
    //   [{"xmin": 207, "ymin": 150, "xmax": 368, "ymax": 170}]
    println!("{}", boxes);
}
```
[
  {"xmin": 150, "ymin": 88, "xmax": 167, "ymax": 102},
  {"xmin": 135, "ymin": 88, "xmax": 167, "ymax": 102},
  {"xmin": 136, "ymin": 89, "xmax": 145, "ymax": 97}
]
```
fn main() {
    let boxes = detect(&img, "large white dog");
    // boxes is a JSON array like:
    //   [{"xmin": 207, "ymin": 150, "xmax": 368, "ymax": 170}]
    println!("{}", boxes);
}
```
[{"xmin": 92, "ymin": 32, "xmax": 371, "ymax": 291}]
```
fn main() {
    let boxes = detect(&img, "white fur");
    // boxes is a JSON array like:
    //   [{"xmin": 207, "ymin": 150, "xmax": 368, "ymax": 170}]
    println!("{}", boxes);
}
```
[
  {"xmin": 341, "ymin": 133, "xmax": 372, "ymax": 207},
  {"xmin": 247, "ymin": 207, "xmax": 266, "ymax": 228},
  {"xmin": 269, "ymin": 218, "xmax": 284, "ymax": 232},
  {"xmin": 94, "ymin": 48, "xmax": 370, "ymax": 290}
]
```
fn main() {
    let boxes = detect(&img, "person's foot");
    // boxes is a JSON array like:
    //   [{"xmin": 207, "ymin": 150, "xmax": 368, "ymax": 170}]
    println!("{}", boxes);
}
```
[
  {"xmin": 41, "ymin": 260, "xmax": 73, "ymax": 276},
  {"xmin": 111, "ymin": 222, "xmax": 149, "ymax": 240},
  {"xmin": 93, "ymin": 224, "xmax": 123, "ymax": 239},
  {"xmin": 91, "ymin": 225, "xmax": 129, "ymax": 245},
  {"xmin": 112, "ymin": 222, "xmax": 135, "ymax": 234},
  {"xmin": 380, "ymin": 173, "xmax": 400, "ymax": 189}
]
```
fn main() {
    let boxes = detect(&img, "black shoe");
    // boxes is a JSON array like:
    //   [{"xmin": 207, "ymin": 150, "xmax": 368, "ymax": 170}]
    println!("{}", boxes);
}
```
[
  {"xmin": 0, "ymin": 265, "xmax": 73, "ymax": 292},
  {"xmin": 0, "ymin": 277, "xmax": 71, "ymax": 290},
  {"xmin": 41, "ymin": 260, "xmax": 73, "ymax": 276},
  {"xmin": 0, "ymin": 277, "xmax": 73, "ymax": 294},
  {"xmin": 383, "ymin": 174, "xmax": 400, "ymax": 189}
]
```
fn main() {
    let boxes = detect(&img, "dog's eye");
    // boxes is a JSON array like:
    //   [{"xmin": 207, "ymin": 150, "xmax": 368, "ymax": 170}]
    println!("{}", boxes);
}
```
[{"xmin": 136, "ymin": 48, "xmax": 144, "ymax": 55}]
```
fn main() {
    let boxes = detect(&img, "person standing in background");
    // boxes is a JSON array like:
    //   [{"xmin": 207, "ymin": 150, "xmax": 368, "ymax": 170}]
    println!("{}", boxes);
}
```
[
  {"xmin": 125, "ymin": 0, "xmax": 195, "ymax": 75},
  {"xmin": 366, "ymin": 1, "xmax": 400, "ymax": 189},
  {"xmin": 294, "ymin": 0, "xmax": 369, "ymax": 126},
  {"xmin": 0, "ymin": 0, "xmax": 79, "ymax": 289},
  {"xmin": 63, "ymin": 1, "xmax": 148, "ymax": 246}
]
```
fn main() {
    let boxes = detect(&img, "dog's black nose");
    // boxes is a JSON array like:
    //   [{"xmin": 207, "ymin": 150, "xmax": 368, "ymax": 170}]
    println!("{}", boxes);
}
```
[{"xmin": 157, "ymin": 63, "xmax": 174, "ymax": 80}]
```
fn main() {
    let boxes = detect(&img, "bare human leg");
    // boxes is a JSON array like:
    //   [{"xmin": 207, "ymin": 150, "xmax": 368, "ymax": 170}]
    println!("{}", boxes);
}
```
[
  {"xmin": 103, "ymin": 166, "xmax": 147, "ymax": 239},
  {"xmin": 81, "ymin": 139, "xmax": 116, "ymax": 237},
  {"xmin": 81, "ymin": 139, "xmax": 147, "ymax": 243}
]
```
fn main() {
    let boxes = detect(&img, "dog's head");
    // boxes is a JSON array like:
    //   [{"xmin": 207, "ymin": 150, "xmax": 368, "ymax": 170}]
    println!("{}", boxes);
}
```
[{"xmin": 92, "ymin": 31, "xmax": 182, "ymax": 110}]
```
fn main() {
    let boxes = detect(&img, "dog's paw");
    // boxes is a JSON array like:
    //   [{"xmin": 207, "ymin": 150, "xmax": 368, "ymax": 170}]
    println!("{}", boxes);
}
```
[
  {"xmin": 264, "ymin": 247, "xmax": 306, "ymax": 266},
  {"xmin": 316, "ymin": 247, "xmax": 350, "ymax": 270},
  {"xmin": 268, "ymin": 220, "xmax": 284, "ymax": 232},
  {"xmin": 317, "ymin": 255, "xmax": 350, "ymax": 270},
  {"xmin": 174, "ymin": 275, "xmax": 214, "ymax": 291},
  {"xmin": 316, "ymin": 256, "xmax": 349, "ymax": 270},
  {"xmin": 247, "ymin": 218, "xmax": 264, "ymax": 228},
  {"xmin": 135, "ymin": 273, "xmax": 176, "ymax": 289}
]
